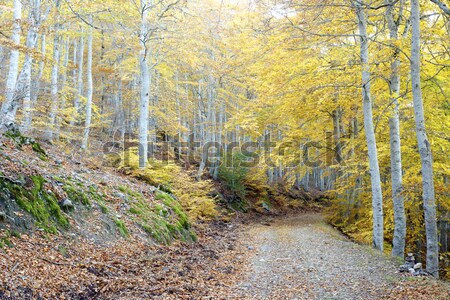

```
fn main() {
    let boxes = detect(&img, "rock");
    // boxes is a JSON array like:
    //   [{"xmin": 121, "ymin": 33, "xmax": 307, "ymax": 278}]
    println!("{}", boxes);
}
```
[
  {"xmin": 262, "ymin": 202, "xmax": 270, "ymax": 212},
  {"xmin": 55, "ymin": 159, "xmax": 63, "ymax": 166},
  {"xmin": 399, "ymin": 265, "xmax": 409, "ymax": 272},
  {"xmin": 59, "ymin": 199, "xmax": 74, "ymax": 210},
  {"xmin": 413, "ymin": 269, "xmax": 430, "ymax": 276},
  {"xmin": 405, "ymin": 253, "xmax": 415, "ymax": 263},
  {"xmin": 247, "ymin": 246, "xmax": 255, "ymax": 250},
  {"xmin": 0, "ymin": 211, "xmax": 5, "ymax": 222},
  {"xmin": 413, "ymin": 263, "xmax": 422, "ymax": 270},
  {"xmin": 114, "ymin": 192, "xmax": 128, "ymax": 201}
]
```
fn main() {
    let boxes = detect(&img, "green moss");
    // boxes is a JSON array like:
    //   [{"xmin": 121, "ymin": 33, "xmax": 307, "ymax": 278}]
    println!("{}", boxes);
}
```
[
  {"xmin": 129, "ymin": 207, "xmax": 141, "ymax": 215},
  {"xmin": 155, "ymin": 192, "xmax": 190, "ymax": 230},
  {"xmin": 56, "ymin": 177, "xmax": 107, "ymax": 209},
  {"xmin": 1, "ymin": 175, "xmax": 69, "ymax": 232},
  {"xmin": 118, "ymin": 185, "xmax": 144, "ymax": 201},
  {"xmin": 97, "ymin": 199, "xmax": 109, "ymax": 214},
  {"xmin": 114, "ymin": 219, "xmax": 129, "ymax": 237},
  {"xmin": 62, "ymin": 182, "xmax": 90, "ymax": 206},
  {"xmin": 0, "ymin": 237, "xmax": 13, "ymax": 249},
  {"xmin": 125, "ymin": 190, "xmax": 195, "ymax": 244}
]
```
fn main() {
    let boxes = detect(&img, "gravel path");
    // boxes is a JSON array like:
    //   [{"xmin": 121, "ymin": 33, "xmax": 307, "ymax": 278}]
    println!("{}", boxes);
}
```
[{"xmin": 236, "ymin": 213, "xmax": 398, "ymax": 300}]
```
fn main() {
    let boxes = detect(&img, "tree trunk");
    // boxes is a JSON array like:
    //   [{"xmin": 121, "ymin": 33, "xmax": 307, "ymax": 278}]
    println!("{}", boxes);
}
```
[
  {"xmin": 44, "ymin": 34, "xmax": 61, "ymax": 141},
  {"xmin": 355, "ymin": 0, "xmax": 384, "ymax": 251},
  {"xmin": 71, "ymin": 34, "xmax": 84, "ymax": 127},
  {"xmin": 138, "ymin": 0, "xmax": 151, "ymax": 168},
  {"xmin": 411, "ymin": 0, "xmax": 439, "ymax": 277},
  {"xmin": 82, "ymin": 19, "xmax": 94, "ymax": 150},
  {"xmin": 26, "ymin": 34, "xmax": 46, "ymax": 132},
  {"xmin": 386, "ymin": 0, "xmax": 406, "ymax": 259},
  {"xmin": 55, "ymin": 38, "xmax": 70, "ymax": 138},
  {"xmin": 0, "ymin": 0, "xmax": 22, "ymax": 131},
  {"xmin": 18, "ymin": 1, "xmax": 41, "ymax": 133}
]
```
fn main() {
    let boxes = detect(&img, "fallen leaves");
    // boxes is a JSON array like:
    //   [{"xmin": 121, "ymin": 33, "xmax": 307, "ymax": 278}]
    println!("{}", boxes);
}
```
[{"xmin": 0, "ymin": 222, "xmax": 249, "ymax": 299}]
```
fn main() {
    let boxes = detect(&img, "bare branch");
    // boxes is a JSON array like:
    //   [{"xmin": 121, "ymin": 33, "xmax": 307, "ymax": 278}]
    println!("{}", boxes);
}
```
[{"xmin": 430, "ymin": 0, "xmax": 450, "ymax": 15}]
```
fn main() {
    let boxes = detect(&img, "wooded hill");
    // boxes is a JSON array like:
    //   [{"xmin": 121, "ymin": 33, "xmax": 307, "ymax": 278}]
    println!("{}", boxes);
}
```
[{"xmin": 0, "ymin": 0, "xmax": 449, "ymax": 280}]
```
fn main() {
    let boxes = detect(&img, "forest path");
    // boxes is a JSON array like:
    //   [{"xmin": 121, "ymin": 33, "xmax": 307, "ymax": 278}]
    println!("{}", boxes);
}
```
[{"xmin": 236, "ymin": 213, "xmax": 397, "ymax": 300}]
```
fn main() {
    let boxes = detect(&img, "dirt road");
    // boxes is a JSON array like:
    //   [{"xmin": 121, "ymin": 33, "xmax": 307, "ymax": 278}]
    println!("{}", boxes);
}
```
[{"xmin": 236, "ymin": 213, "xmax": 398, "ymax": 300}]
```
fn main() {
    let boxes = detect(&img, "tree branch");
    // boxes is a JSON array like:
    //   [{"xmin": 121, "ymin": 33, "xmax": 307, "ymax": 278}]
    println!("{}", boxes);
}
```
[{"xmin": 430, "ymin": 0, "xmax": 450, "ymax": 15}]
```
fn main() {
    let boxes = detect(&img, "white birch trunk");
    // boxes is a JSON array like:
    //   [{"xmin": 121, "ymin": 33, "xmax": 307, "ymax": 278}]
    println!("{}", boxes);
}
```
[
  {"xmin": 411, "ymin": 0, "xmax": 439, "ymax": 277},
  {"xmin": 81, "ymin": 19, "xmax": 94, "ymax": 150},
  {"xmin": 355, "ymin": 0, "xmax": 384, "ymax": 251},
  {"xmin": 0, "ymin": 0, "xmax": 22, "ymax": 131}
]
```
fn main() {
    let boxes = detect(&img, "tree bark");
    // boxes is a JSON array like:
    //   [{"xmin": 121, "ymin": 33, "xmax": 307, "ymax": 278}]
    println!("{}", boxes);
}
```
[
  {"xmin": 386, "ymin": 0, "xmax": 406, "ymax": 259},
  {"xmin": 0, "ymin": 0, "xmax": 22, "ymax": 131},
  {"xmin": 26, "ymin": 34, "xmax": 47, "ymax": 132},
  {"xmin": 138, "ymin": 0, "xmax": 151, "ymax": 168},
  {"xmin": 17, "ymin": 0, "xmax": 41, "ymax": 133},
  {"xmin": 355, "ymin": 0, "xmax": 384, "ymax": 251},
  {"xmin": 44, "ymin": 34, "xmax": 61, "ymax": 141},
  {"xmin": 71, "ymin": 34, "xmax": 84, "ymax": 127},
  {"xmin": 82, "ymin": 18, "xmax": 94, "ymax": 150},
  {"xmin": 411, "ymin": 0, "xmax": 439, "ymax": 278}
]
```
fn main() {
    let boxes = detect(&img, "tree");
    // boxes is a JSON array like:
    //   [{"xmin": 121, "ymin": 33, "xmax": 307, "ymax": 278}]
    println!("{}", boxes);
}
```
[
  {"xmin": 410, "ymin": 0, "xmax": 439, "ymax": 278},
  {"xmin": 385, "ymin": 0, "xmax": 406, "ymax": 259},
  {"xmin": 81, "ymin": 16, "xmax": 94, "ymax": 150},
  {"xmin": 138, "ymin": 0, "xmax": 152, "ymax": 168},
  {"xmin": 0, "ymin": 0, "xmax": 22, "ymax": 132},
  {"xmin": 44, "ymin": 0, "xmax": 62, "ymax": 141},
  {"xmin": 354, "ymin": 0, "xmax": 384, "ymax": 251}
]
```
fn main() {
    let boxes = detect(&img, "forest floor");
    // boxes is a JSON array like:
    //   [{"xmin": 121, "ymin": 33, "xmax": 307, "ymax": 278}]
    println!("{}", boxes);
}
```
[
  {"xmin": 234, "ymin": 213, "xmax": 450, "ymax": 300},
  {"xmin": 2, "ymin": 212, "xmax": 450, "ymax": 299}
]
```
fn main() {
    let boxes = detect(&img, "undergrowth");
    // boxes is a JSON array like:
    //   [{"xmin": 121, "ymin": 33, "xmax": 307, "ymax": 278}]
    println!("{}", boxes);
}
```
[
  {"xmin": 118, "ymin": 148, "xmax": 218, "ymax": 221},
  {"xmin": 119, "ymin": 185, "xmax": 196, "ymax": 244}
]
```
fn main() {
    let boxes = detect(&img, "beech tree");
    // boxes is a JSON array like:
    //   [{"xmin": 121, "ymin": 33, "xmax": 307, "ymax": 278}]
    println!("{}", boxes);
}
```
[
  {"xmin": 385, "ymin": 0, "xmax": 406, "ymax": 259},
  {"xmin": 410, "ymin": 0, "xmax": 439, "ymax": 278},
  {"xmin": 354, "ymin": 0, "xmax": 384, "ymax": 251},
  {"xmin": 0, "ymin": 0, "xmax": 22, "ymax": 131}
]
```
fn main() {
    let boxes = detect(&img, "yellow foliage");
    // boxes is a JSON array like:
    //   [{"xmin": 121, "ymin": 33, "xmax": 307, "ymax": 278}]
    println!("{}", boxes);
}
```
[{"xmin": 119, "ymin": 148, "xmax": 218, "ymax": 221}]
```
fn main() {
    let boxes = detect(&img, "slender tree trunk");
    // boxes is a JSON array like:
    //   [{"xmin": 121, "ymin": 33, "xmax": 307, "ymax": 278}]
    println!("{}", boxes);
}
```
[
  {"xmin": 26, "ymin": 34, "xmax": 46, "ymax": 132},
  {"xmin": 411, "ymin": 0, "xmax": 439, "ymax": 277},
  {"xmin": 44, "ymin": 34, "xmax": 61, "ymax": 141},
  {"xmin": 386, "ymin": 0, "xmax": 406, "ymax": 258},
  {"xmin": 355, "ymin": 0, "xmax": 384, "ymax": 251},
  {"xmin": 71, "ymin": 34, "xmax": 84, "ymax": 127},
  {"xmin": 82, "ymin": 19, "xmax": 94, "ymax": 150},
  {"xmin": 55, "ymin": 38, "xmax": 70, "ymax": 138},
  {"xmin": 196, "ymin": 79, "xmax": 207, "ymax": 180},
  {"xmin": 138, "ymin": 0, "xmax": 150, "ymax": 168},
  {"xmin": 0, "ymin": 0, "xmax": 22, "ymax": 131}
]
